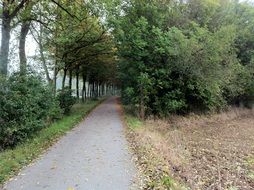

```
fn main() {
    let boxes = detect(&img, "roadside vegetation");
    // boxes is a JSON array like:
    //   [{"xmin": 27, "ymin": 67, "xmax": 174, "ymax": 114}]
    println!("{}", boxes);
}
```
[
  {"xmin": 125, "ymin": 114, "xmax": 186, "ymax": 190},
  {"xmin": 0, "ymin": 99, "xmax": 102, "ymax": 185}
]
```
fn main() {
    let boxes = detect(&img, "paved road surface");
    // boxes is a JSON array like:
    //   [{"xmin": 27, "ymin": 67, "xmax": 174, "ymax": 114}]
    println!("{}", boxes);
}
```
[{"xmin": 3, "ymin": 97, "xmax": 136, "ymax": 190}]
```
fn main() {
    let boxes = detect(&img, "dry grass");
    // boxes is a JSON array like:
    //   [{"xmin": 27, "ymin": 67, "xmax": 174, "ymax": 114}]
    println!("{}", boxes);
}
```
[{"xmin": 126, "ymin": 107, "xmax": 254, "ymax": 190}]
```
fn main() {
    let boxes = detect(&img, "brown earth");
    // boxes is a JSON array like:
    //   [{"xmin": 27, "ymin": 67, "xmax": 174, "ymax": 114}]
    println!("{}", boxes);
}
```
[{"xmin": 129, "ymin": 108, "xmax": 254, "ymax": 190}]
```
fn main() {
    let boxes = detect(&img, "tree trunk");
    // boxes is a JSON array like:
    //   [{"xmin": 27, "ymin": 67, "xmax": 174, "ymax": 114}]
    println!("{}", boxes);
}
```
[
  {"xmin": 53, "ymin": 66, "xmax": 57, "ymax": 94},
  {"xmin": 82, "ymin": 73, "xmax": 86, "ymax": 102},
  {"xmin": 0, "ymin": 18, "xmax": 11, "ymax": 76},
  {"xmin": 89, "ymin": 83, "xmax": 91, "ymax": 98},
  {"xmin": 0, "ymin": 0, "xmax": 29, "ymax": 76},
  {"xmin": 40, "ymin": 44, "xmax": 52, "ymax": 84},
  {"xmin": 98, "ymin": 83, "xmax": 101, "ymax": 97},
  {"xmin": 95, "ymin": 82, "xmax": 98, "ymax": 98},
  {"xmin": 39, "ymin": 33, "xmax": 51, "ymax": 84},
  {"xmin": 30, "ymin": 19, "xmax": 53, "ymax": 85},
  {"xmin": 76, "ymin": 67, "xmax": 79, "ymax": 99},
  {"xmin": 62, "ymin": 68, "xmax": 67, "ymax": 89},
  {"xmin": 92, "ymin": 82, "xmax": 95, "ymax": 98},
  {"xmin": 100, "ymin": 83, "xmax": 102, "ymax": 96},
  {"xmin": 103, "ymin": 83, "xmax": 105, "ymax": 96},
  {"xmin": 87, "ymin": 82, "xmax": 90, "ymax": 98},
  {"xmin": 19, "ymin": 21, "xmax": 30, "ymax": 75},
  {"xmin": 69, "ymin": 69, "xmax": 72, "ymax": 90}
]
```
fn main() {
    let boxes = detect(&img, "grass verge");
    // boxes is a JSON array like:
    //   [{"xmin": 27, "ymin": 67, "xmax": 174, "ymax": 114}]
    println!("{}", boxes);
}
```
[
  {"xmin": 0, "ymin": 99, "xmax": 104, "ymax": 185},
  {"xmin": 124, "ymin": 114, "xmax": 187, "ymax": 190}
]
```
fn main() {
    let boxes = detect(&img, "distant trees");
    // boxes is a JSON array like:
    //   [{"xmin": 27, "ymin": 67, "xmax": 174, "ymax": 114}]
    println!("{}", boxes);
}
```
[
  {"xmin": 0, "ymin": 0, "xmax": 118, "ymax": 96},
  {"xmin": 112, "ymin": 0, "xmax": 254, "ymax": 117},
  {"xmin": 46, "ymin": 0, "xmax": 117, "ymax": 99}
]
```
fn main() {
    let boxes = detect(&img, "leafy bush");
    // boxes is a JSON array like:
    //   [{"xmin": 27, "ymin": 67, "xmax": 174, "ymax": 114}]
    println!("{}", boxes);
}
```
[
  {"xmin": 0, "ymin": 74, "xmax": 61, "ymax": 149},
  {"xmin": 116, "ymin": 2, "xmax": 254, "ymax": 116},
  {"xmin": 57, "ymin": 87, "xmax": 76, "ymax": 114}
]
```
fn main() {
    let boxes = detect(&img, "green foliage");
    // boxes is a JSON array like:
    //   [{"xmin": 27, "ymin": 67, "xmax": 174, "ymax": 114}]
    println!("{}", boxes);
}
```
[
  {"xmin": 113, "ymin": 0, "xmax": 254, "ymax": 116},
  {"xmin": 57, "ymin": 87, "xmax": 76, "ymax": 114},
  {"xmin": 0, "ymin": 74, "xmax": 61, "ymax": 149}
]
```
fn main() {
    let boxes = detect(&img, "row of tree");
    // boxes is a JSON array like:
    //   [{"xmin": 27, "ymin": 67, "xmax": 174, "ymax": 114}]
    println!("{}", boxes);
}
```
[
  {"xmin": 0, "ymin": 0, "xmax": 118, "ymax": 99},
  {"xmin": 2, "ymin": 0, "xmax": 254, "ymax": 119},
  {"xmin": 0, "ymin": 0, "xmax": 119, "ymax": 148}
]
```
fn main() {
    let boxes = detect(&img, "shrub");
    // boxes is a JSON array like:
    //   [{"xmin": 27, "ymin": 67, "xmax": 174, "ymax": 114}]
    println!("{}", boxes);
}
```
[
  {"xmin": 0, "ymin": 74, "xmax": 61, "ymax": 149},
  {"xmin": 57, "ymin": 87, "xmax": 76, "ymax": 114}
]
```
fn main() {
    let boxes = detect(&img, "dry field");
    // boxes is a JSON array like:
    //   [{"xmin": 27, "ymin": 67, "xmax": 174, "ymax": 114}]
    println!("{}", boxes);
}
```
[{"xmin": 127, "ymin": 108, "xmax": 254, "ymax": 190}]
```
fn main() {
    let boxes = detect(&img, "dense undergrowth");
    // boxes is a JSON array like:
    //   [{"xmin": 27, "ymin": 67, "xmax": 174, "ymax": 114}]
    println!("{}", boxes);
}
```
[
  {"xmin": 0, "ymin": 99, "xmax": 102, "ymax": 185},
  {"xmin": 0, "ymin": 74, "xmax": 79, "ymax": 150}
]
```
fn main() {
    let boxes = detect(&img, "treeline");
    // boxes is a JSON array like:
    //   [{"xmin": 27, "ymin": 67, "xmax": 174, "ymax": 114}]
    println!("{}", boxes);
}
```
[
  {"xmin": 0, "ymin": 0, "xmax": 117, "ymax": 149},
  {"xmin": 0, "ymin": 0, "xmax": 117, "ymax": 98},
  {"xmin": 110, "ymin": 0, "xmax": 254, "ymax": 117}
]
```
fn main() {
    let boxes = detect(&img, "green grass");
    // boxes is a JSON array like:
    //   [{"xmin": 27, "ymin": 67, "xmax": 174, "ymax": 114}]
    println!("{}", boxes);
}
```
[
  {"xmin": 125, "ymin": 115, "xmax": 143, "ymax": 130},
  {"xmin": 0, "ymin": 99, "xmax": 103, "ymax": 185}
]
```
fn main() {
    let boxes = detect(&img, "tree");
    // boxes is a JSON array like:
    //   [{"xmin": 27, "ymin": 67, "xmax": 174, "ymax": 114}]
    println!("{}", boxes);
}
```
[
  {"xmin": 113, "ymin": 0, "xmax": 253, "ymax": 117},
  {"xmin": 0, "ymin": 0, "xmax": 30, "ymax": 76}
]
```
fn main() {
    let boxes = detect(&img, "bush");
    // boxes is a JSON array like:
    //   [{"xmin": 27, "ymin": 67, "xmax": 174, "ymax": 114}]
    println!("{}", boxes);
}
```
[
  {"xmin": 0, "ymin": 74, "xmax": 61, "ymax": 149},
  {"xmin": 57, "ymin": 87, "xmax": 76, "ymax": 114}
]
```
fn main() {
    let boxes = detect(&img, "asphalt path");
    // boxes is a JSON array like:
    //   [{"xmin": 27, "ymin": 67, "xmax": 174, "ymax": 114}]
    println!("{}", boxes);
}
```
[{"xmin": 3, "ymin": 97, "xmax": 136, "ymax": 190}]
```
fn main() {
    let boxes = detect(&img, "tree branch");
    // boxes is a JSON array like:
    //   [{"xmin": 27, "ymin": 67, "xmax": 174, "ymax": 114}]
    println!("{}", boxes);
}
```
[
  {"xmin": 10, "ymin": 0, "xmax": 29, "ymax": 19},
  {"xmin": 49, "ymin": 0, "xmax": 81, "ymax": 21}
]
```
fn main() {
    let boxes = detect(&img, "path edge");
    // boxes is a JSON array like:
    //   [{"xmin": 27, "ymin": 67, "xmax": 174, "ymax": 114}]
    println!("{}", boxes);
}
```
[{"xmin": 0, "ymin": 98, "xmax": 106, "ymax": 188}]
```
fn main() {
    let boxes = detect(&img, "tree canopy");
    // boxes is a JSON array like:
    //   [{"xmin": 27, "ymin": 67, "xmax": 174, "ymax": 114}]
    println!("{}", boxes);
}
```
[
  {"xmin": 0, "ymin": 0, "xmax": 253, "ymax": 118},
  {"xmin": 108, "ymin": 0, "xmax": 254, "ymax": 117}
]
